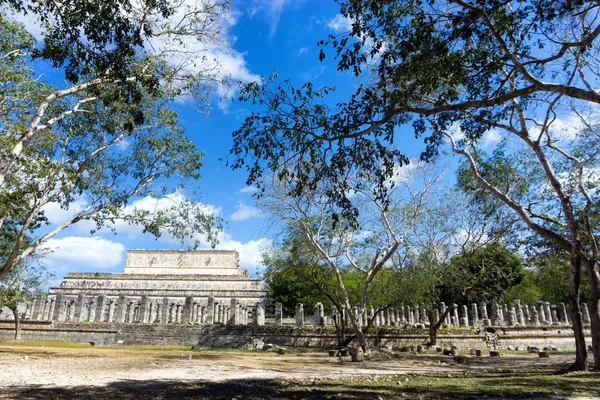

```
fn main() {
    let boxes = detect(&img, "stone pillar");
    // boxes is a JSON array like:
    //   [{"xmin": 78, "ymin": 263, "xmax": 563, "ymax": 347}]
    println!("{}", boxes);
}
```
[
  {"xmin": 31, "ymin": 294, "xmax": 43, "ymax": 321},
  {"xmin": 229, "ymin": 299, "xmax": 238, "ymax": 325},
  {"xmin": 558, "ymin": 303, "xmax": 568, "ymax": 324},
  {"xmin": 115, "ymin": 295, "xmax": 127, "ymax": 323},
  {"xmin": 107, "ymin": 300, "xmax": 117, "ymax": 323},
  {"xmin": 536, "ymin": 301, "xmax": 546, "ymax": 324},
  {"xmin": 434, "ymin": 309, "xmax": 440, "ymax": 326},
  {"xmin": 52, "ymin": 294, "xmax": 64, "ymax": 322},
  {"xmin": 216, "ymin": 303, "xmax": 222, "ymax": 324},
  {"xmin": 177, "ymin": 304, "xmax": 184, "ymax": 323},
  {"xmin": 274, "ymin": 303, "xmax": 282, "ymax": 326},
  {"xmin": 439, "ymin": 303, "xmax": 447, "ymax": 326},
  {"xmin": 313, "ymin": 303, "xmax": 320, "ymax": 326},
  {"xmin": 543, "ymin": 302, "xmax": 552, "ymax": 325},
  {"xmin": 412, "ymin": 306, "xmax": 418, "ymax": 326},
  {"xmin": 581, "ymin": 302, "xmax": 591, "ymax": 324},
  {"xmin": 47, "ymin": 298, "xmax": 56, "ymax": 321},
  {"xmin": 480, "ymin": 303, "xmax": 490, "ymax": 326},
  {"xmin": 206, "ymin": 297, "xmax": 215, "ymax": 324},
  {"xmin": 87, "ymin": 299, "xmax": 96, "ymax": 322},
  {"xmin": 451, "ymin": 304, "xmax": 459, "ymax": 326},
  {"xmin": 507, "ymin": 305, "xmax": 517, "ymax": 326},
  {"xmin": 182, "ymin": 296, "xmax": 193, "ymax": 325},
  {"xmin": 471, "ymin": 303, "xmax": 479, "ymax": 326},
  {"xmin": 126, "ymin": 302, "xmax": 136, "ymax": 323},
  {"xmin": 523, "ymin": 304, "xmax": 530, "ymax": 325},
  {"xmin": 201, "ymin": 306, "xmax": 207, "ymax": 324},
  {"xmin": 148, "ymin": 302, "xmax": 155, "ymax": 323},
  {"xmin": 95, "ymin": 295, "xmax": 108, "ymax": 323},
  {"xmin": 254, "ymin": 304, "xmax": 265, "ymax": 326},
  {"xmin": 136, "ymin": 295, "xmax": 148, "ymax": 323},
  {"xmin": 514, "ymin": 300, "xmax": 525, "ymax": 325},
  {"xmin": 295, "ymin": 303, "xmax": 304, "ymax": 326},
  {"xmin": 459, "ymin": 305, "xmax": 468, "ymax": 326},
  {"xmin": 531, "ymin": 306, "xmax": 540, "ymax": 325},
  {"xmin": 155, "ymin": 302, "xmax": 162, "ymax": 323},
  {"xmin": 551, "ymin": 305, "xmax": 559, "ymax": 325}
]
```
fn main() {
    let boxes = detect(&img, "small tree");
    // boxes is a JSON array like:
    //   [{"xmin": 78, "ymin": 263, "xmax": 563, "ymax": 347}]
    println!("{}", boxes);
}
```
[
  {"xmin": 0, "ymin": 258, "xmax": 51, "ymax": 340},
  {"xmin": 258, "ymin": 162, "xmax": 442, "ymax": 353}
]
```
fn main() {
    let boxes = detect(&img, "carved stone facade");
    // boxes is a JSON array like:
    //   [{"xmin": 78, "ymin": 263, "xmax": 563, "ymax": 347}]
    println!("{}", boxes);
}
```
[{"xmin": 24, "ymin": 249, "xmax": 269, "ymax": 324}]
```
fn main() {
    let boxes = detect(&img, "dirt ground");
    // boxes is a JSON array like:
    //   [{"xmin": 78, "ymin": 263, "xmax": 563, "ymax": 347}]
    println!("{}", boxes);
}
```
[{"xmin": 0, "ymin": 343, "xmax": 598, "ymax": 399}]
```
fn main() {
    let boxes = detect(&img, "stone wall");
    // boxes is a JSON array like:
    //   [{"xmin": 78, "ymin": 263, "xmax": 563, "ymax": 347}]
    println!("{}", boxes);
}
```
[{"xmin": 0, "ymin": 321, "xmax": 590, "ymax": 350}]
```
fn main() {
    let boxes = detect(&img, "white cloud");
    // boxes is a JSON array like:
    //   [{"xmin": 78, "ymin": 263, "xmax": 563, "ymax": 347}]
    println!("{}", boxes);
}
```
[
  {"xmin": 42, "ymin": 236, "xmax": 125, "ymax": 269},
  {"xmin": 327, "ymin": 14, "xmax": 352, "ymax": 33},
  {"xmin": 211, "ymin": 232, "xmax": 271, "ymax": 269},
  {"xmin": 238, "ymin": 185, "xmax": 259, "ymax": 194},
  {"xmin": 41, "ymin": 197, "xmax": 87, "ymax": 225},
  {"xmin": 298, "ymin": 47, "xmax": 308, "ymax": 55},
  {"xmin": 8, "ymin": 1, "xmax": 259, "ymax": 102},
  {"xmin": 231, "ymin": 201, "xmax": 263, "ymax": 221},
  {"xmin": 73, "ymin": 193, "xmax": 222, "ymax": 240},
  {"xmin": 247, "ymin": 0, "xmax": 291, "ymax": 38},
  {"xmin": 481, "ymin": 129, "xmax": 502, "ymax": 148}
]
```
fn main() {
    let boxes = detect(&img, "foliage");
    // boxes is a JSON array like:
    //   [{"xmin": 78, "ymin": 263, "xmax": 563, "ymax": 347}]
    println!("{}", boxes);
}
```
[
  {"xmin": 443, "ymin": 242, "xmax": 524, "ymax": 304},
  {"xmin": 0, "ymin": 14, "xmax": 223, "ymax": 279}
]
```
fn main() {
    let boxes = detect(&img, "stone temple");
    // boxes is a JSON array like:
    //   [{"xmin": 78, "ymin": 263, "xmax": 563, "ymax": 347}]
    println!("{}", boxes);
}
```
[{"xmin": 28, "ymin": 249, "xmax": 269, "ymax": 324}]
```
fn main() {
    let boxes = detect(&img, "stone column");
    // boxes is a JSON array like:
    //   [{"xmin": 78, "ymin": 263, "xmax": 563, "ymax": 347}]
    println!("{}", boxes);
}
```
[
  {"xmin": 439, "ymin": 303, "xmax": 447, "ymax": 326},
  {"xmin": 155, "ymin": 302, "xmax": 163, "ymax": 323},
  {"xmin": 107, "ymin": 300, "xmax": 117, "ymax": 323},
  {"xmin": 95, "ymin": 295, "xmax": 108, "ymax": 323},
  {"xmin": 206, "ymin": 297, "xmax": 215, "ymax": 324},
  {"xmin": 515, "ymin": 300, "xmax": 525, "ymax": 325},
  {"xmin": 471, "ymin": 303, "xmax": 479, "ymax": 326},
  {"xmin": 137, "ymin": 295, "xmax": 149, "ymax": 323},
  {"xmin": 46, "ymin": 298, "xmax": 56, "ymax": 321},
  {"xmin": 52, "ymin": 294, "xmax": 64, "ymax": 322},
  {"xmin": 551, "ymin": 305, "xmax": 559, "ymax": 325},
  {"xmin": 227, "ymin": 299, "xmax": 235, "ymax": 325},
  {"xmin": 274, "ymin": 303, "xmax": 282, "ymax": 326},
  {"xmin": 314, "ymin": 302, "xmax": 324, "ymax": 326},
  {"xmin": 114, "ymin": 295, "xmax": 127, "ymax": 323},
  {"xmin": 581, "ymin": 302, "xmax": 591, "ymax": 324},
  {"xmin": 412, "ymin": 306, "xmax": 418, "ymax": 326},
  {"xmin": 201, "ymin": 306, "xmax": 207, "ymax": 324},
  {"xmin": 148, "ymin": 302, "xmax": 155, "ymax": 323},
  {"xmin": 531, "ymin": 306, "xmax": 540, "ymax": 325},
  {"xmin": 255, "ymin": 304, "xmax": 265, "ymax": 326},
  {"xmin": 182, "ymin": 296, "xmax": 193, "ymax": 325},
  {"xmin": 558, "ymin": 303, "xmax": 568, "ymax": 324},
  {"xmin": 459, "ymin": 305, "xmax": 468, "ymax": 326},
  {"xmin": 507, "ymin": 305, "xmax": 517, "ymax": 326},
  {"xmin": 215, "ymin": 303, "xmax": 222, "ymax": 324},
  {"xmin": 523, "ymin": 304, "xmax": 530, "ymax": 325},
  {"xmin": 536, "ymin": 301, "xmax": 546, "ymax": 324},
  {"xmin": 31, "ymin": 294, "xmax": 43, "ymax": 321},
  {"xmin": 451, "ymin": 304, "xmax": 459, "ymax": 326},
  {"xmin": 295, "ymin": 303, "xmax": 304, "ymax": 326}
]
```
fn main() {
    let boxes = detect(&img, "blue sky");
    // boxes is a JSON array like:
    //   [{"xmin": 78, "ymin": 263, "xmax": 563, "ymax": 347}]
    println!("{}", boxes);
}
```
[{"xmin": 19, "ymin": 0, "xmax": 483, "ymax": 287}]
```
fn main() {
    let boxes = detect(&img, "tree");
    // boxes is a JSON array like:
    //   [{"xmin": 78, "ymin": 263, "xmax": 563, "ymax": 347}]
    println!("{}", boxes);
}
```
[
  {"xmin": 0, "ymin": 14, "xmax": 224, "ymax": 280},
  {"xmin": 0, "ymin": 251, "xmax": 52, "ymax": 340},
  {"xmin": 407, "ymin": 189, "xmax": 521, "ymax": 345},
  {"xmin": 230, "ymin": 0, "xmax": 600, "ymax": 370},
  {"xmin": 258, "ymin": 162, "xmax": 442, "ymax": 353},
  {"xmin": 0, "ymin": 0, "xmax": 235, "ymax": 188},
  {"xmin": 262, "ymin": 226, "xmax": 401, "ymax": 347}
]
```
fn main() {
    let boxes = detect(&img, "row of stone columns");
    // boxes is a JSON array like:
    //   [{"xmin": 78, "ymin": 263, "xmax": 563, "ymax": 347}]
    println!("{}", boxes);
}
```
[
  {"xmin": 270, "ymin": 299, "xmax": 592, "ymax": 328},
  {"xmin": 29, "ymin": 294, "xmax": 262, "ymax": 326}
]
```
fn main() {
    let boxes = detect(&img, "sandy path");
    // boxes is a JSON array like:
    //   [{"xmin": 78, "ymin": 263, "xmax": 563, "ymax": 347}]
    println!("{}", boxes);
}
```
[{"xmin": 0, "ymin": 344, "xmax": 578, "ymax": 389}]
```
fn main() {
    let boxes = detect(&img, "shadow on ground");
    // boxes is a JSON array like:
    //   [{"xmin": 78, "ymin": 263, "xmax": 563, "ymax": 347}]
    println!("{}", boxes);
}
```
[{"xmin": 3, "ymin": 371, "xmax": 599, "ymax": 400}]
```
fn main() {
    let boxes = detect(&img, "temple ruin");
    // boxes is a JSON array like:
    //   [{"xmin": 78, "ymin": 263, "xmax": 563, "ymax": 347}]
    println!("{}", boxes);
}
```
[{"xmin": 27, "ymin": 249, "xmax": 269, "ymax": 324}]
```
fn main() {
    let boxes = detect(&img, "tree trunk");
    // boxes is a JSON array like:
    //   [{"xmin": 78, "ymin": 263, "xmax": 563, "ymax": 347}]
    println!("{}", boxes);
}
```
[
  {"xmin": 568, "ymin": 255, "xmax": 587, "ymax": 371},
  {"xmin": 585, "ymin": 260, "xmax": 600, "ymax": 371},
  {"xmin": 12, "ymin": 308, "xmax": 21, "ymax": 341},
  {"xmin": 428, "ymin": 309, "xmax": 438, "ymax": 346},
  {"xmin": 427, "ymin": 306, "xmax": 451, "ymax": 347}
]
